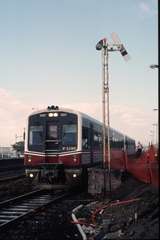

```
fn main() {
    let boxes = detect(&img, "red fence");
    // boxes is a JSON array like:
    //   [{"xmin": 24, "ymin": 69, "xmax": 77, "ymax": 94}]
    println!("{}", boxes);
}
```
[{"xmin": 127, "ymin": 145, "xmax": 159, "ymax": 188}]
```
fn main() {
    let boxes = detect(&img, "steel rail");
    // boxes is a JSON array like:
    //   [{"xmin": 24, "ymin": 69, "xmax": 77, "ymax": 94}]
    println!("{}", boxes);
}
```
[
  {"xmin": 0, "ymin": 189, "xmax": 69, "ymax": 230},
  {"xmin": 0, "ymin": 174, "xmax": 25, "ymax": 183}
]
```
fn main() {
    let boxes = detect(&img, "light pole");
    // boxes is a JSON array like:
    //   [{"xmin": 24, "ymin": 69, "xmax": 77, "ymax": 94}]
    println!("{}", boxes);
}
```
[
  {"xmin": 96, "ymin": 33, "xmax": 130, "ymax": 196},
  {"xmin": 150, "ymin": 61, "xmax": 159, "ymax": 146},
  {"xmin": 152, "ymin": 123, "xmax": 158, "ymax": 146},
  {"xmin": 153, "ymin": 108, "xmax": 158, "ymax": 146},
  {"xmin": 150, "ymin": 64, "xmax": 159, "ymax": 69},
  {"xmin": 150, "ymin": 130, "xmax": 154, "ymax": 144},
  {"xmin": 15, "ymin": 134, "xmax": 18, "ymax": 143}
]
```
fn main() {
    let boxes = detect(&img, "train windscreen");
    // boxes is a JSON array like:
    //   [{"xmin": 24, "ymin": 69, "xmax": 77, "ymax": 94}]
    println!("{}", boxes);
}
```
[{"xmin": 28, "ymin": 112, "xmax": 77, "ymax": 152}]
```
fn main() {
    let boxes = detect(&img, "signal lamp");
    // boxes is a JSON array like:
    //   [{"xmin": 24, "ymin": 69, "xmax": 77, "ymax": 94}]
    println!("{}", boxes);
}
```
[{"xmin": 96, "ymin": 39, "xmax": 106, "ymax": 51}]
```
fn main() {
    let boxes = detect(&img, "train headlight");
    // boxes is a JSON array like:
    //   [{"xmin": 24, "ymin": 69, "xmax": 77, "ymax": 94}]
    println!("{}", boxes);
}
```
[
  {"xmin": 48, "ymin": 112, "xmax": 54, "ymax": 117},
  {"xmin": 53, "ymin": 112, "xmax": 58, "ymax": 117},
  {"xmin": 48, "ymin": 112, "xmax": 58, "ymax": 117},
  {"xmin": 28, "ymin": 158, "xmax": 32, "ymax": 162},
  {"xmin": 73, "ymin": 174, "xmax": 77, "ymax": 178},
  {"xmin": 29, "ymin": 173, "xmax": 34, "ymax": 178}
]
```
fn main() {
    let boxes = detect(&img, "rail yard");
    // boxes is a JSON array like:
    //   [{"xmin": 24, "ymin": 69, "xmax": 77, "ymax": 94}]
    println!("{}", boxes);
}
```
[
  {"xmin": 0, "ymin": 108, "xmax": 159, "ymax": 240},
  {"xmin": 0, "ymin": 1, "xmax": 158, "ymax": 239},
  {"xmin": 0, "ymin": 155, "xmax": 159, "ymax": 239}
]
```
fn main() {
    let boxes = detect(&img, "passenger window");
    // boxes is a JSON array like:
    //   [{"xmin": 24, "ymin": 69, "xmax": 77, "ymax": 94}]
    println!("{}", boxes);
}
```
[
  {"xmin": 82, "ymin": 126, "xmax": 90, "ymax": 150},
  {"xmin": 62, "ymin": 124, "xmax": 77, "ymax": 147}
]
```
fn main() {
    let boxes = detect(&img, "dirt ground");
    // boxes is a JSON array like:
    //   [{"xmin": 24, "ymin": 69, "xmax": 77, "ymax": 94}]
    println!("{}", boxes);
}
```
[
  {"xmin": 75, "ymin": 176, "xmax": 159, "ymax": 239},
  {"xmin": 0, "ymin": 175, "xmax": 159, "ymax": 239},
  {"xmin": 0, "ymin": 177, "xmax": 36, "ymax": 202}
]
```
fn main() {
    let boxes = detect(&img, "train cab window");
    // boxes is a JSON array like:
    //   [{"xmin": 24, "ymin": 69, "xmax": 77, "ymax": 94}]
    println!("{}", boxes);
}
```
[
  {"xmin": 47, "ymin": 125, "xmax": 58, "ymax": 139},
  {"xmin": 29, "ymin": 126, "xmax": 43, "ymax": 146},
  {"xmin": 46, "ymin": 123, "xmax": 61, "ymax": 151},
  {"xmin": 125, "ymin": 139, "xmax": 136, "ymax": 155},
  {"xmin": 62, "ymin": 124, "xmax": 77, "ymax": 150}
]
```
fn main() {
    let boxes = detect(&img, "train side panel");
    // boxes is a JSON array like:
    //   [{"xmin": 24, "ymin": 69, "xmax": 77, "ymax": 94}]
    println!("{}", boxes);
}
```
[{"xmin": 110, "ymin": 150, "xmax": 126, "ymax": 170}]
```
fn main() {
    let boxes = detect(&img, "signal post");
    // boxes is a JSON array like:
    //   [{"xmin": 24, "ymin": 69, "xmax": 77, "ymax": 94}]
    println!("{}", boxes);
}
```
[{"xmin": 96, "ymin": 33, "xmax": 130, "ymax": 197}]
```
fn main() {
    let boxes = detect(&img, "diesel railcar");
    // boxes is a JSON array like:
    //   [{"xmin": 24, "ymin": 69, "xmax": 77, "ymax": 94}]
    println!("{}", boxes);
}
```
[{"xmin": 24, "ymin": 105, "xmax": 136, "ymax": 185}]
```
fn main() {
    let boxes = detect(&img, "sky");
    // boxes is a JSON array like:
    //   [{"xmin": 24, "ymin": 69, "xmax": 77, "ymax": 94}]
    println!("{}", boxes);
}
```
[{"xmin": 0, "ymin": 0, "xmax": 158, "ymax": 146}]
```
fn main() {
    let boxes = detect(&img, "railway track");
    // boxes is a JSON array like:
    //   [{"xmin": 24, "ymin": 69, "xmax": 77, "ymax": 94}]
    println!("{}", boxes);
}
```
[
  {"xmin": 0, "ymin": 158, "xmax": 24, "ymax": 173},
  {"xmin": 0, "ymin": 158, "xmax": 24, "ymax": 181},
  {"xmin": 0, "ymin": 174, "xmax": 25, "ymax": 184},
  {"xmin": 0, "ymin": 189, "xmax": 69, "ymax": 230}
]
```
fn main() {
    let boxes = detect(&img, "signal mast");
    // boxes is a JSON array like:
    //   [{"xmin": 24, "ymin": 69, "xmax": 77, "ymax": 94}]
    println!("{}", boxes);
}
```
[{"xmin": 96, "ymin": 32, "xmax": 130, "ymax": 196}]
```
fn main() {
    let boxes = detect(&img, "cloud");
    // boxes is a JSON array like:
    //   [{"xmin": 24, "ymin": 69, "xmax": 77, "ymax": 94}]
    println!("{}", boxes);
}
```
[
  {"xmin": 64, "ymin": 102, "xmax": 102, "ymax": 120},
  {"xmin": 65, "ymin": 102, "xmax": 154, "ymax": 145},
  {"xmin": 0, "ymin": 88, "xmax": 31, "ymax": 146},
  {"xmin": 139, "ymin": 2, "xmax": 150, "ymax": 13},
  {"xmin": 111, "ymin": 104, "xmax": 150, "ymax": 127},
  {"xmin": 0, "ymin": 89, "xmax": 155, "ymax": 146},
  {"xmin": 139, "ymin": 1, "xmax": 157, "ymax": 16}
]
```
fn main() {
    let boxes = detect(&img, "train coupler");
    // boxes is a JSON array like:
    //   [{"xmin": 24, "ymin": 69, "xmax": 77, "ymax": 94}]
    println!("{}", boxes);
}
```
[{"xmin": 39, "ymin": 163, "xmax": 66, "ymax": 184}]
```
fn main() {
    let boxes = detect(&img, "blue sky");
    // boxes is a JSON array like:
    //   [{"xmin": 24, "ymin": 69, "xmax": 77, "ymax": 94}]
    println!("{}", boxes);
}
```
[{"xmin": 0, "ymin": 0, "xmax": 158, "ymax": 146}]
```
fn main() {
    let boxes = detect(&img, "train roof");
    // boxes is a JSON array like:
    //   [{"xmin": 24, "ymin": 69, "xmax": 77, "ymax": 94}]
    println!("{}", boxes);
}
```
[
  {"xmin": 29, "ymin": 106, "xmax": 102, "ymax": 124},
  {"xmin": 29, "ymin": 107, "xmax": 87, "ymax": 119},
  {"xmin": 28, "ymin": 106, "xmax": 135, "ymax": 142}
]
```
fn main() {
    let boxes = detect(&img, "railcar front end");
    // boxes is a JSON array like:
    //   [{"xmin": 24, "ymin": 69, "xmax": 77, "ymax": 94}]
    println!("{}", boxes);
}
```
[
  {"xmin": 24, "ymin": 107, "xmax": 84, "ymax": 185},
  {"xmin": 24, "ymin": 105, "xmax": 137, "ymax": 187}
]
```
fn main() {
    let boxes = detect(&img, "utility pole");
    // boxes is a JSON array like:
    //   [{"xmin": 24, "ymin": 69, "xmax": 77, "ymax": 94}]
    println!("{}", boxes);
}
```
[
  {"xmin": 150, "ymin": 64, "xmax": 159, "ymax": 69},
  {"xmin": 96, "ymin": 33, "xmax": 130, "ymax": 196},
  {"xmin": 153, "ymin": 108, "xmax": 158, "ymax": 147},
  {"xmin": 152, "ymin": 123, "xmax": 158, "ymax": 146}
]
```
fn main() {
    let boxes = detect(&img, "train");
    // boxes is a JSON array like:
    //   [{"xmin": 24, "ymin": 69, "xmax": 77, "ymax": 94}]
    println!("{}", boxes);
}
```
[
  {"xmin": 24, "ymin": 105, "xmax": 135, "ymax": 185},
  {"xmin": 24, "ymin": 105, "xmax": 159, "ymax": 188}
]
